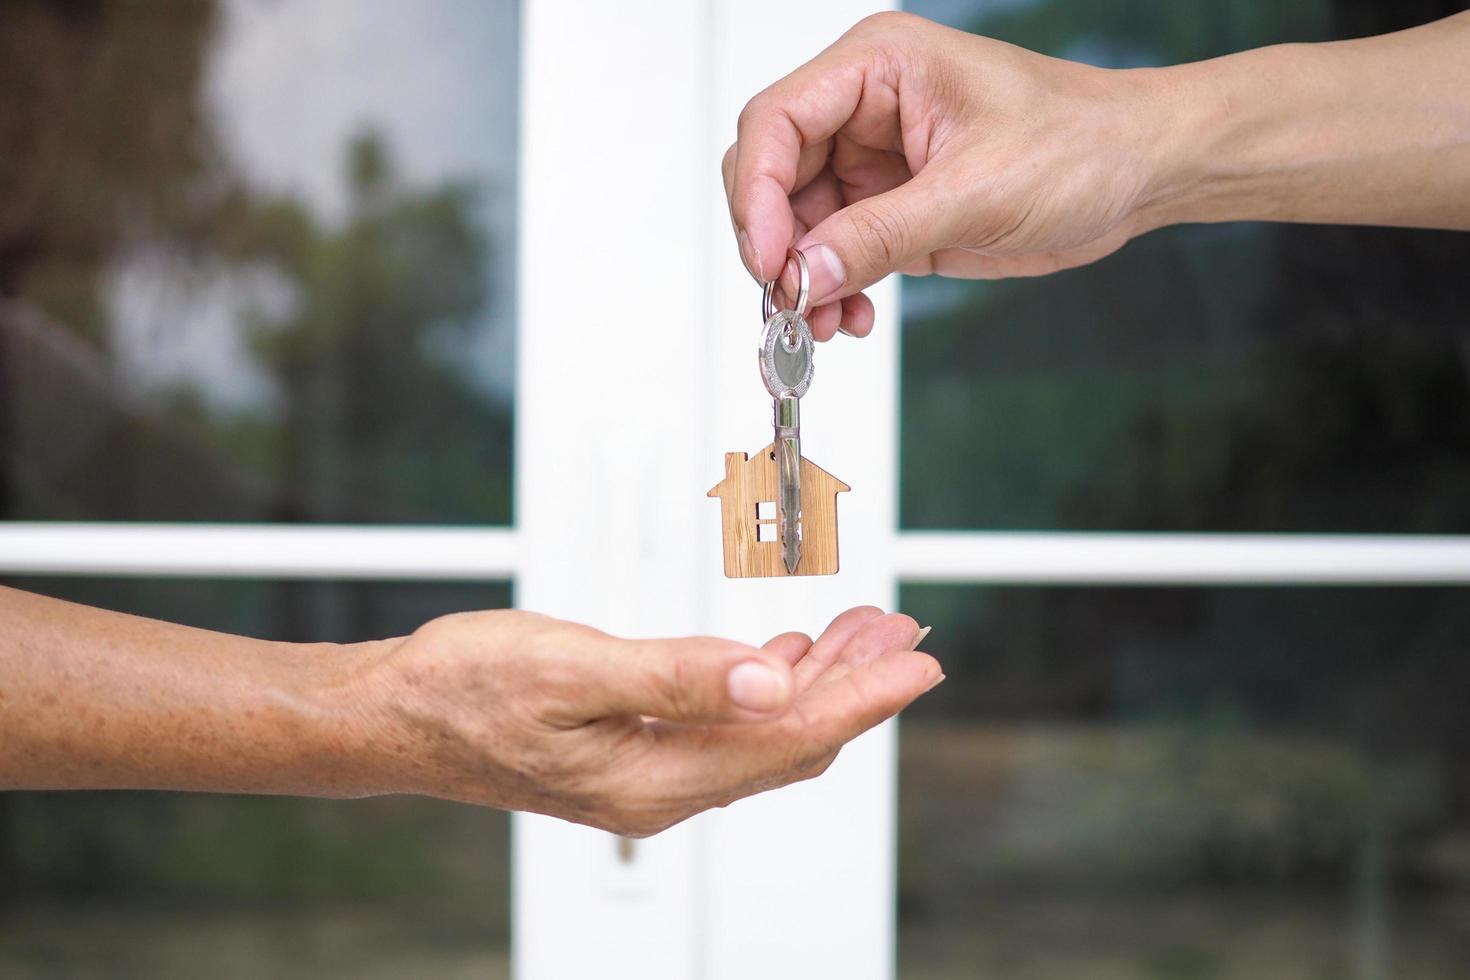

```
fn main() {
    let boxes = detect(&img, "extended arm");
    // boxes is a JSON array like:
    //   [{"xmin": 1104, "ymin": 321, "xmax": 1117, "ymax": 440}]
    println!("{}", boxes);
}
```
[
  {"xmin": 0, "ymin": 586, "xmax": 351, "ymax": 797},
  {"xmin": 0, "ymin": 586, "xmax": 940, "ymax": 836},
  {"xmin": 725, "ymin": 11, "xmax": 1470, "ymax": 337},
  {"xmin": 1148, "ymin": 13, "xmax": 1470, "ymax": 232}
]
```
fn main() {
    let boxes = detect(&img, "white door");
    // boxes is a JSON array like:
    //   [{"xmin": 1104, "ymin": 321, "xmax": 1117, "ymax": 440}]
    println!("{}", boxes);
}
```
[{"xmin": 514, "ymin": 2, "xmax": 902, "ymax": 977}]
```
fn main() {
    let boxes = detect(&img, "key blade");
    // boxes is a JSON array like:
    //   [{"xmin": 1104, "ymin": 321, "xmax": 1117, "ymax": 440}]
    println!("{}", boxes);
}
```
[
  {"xmin": 773, "ymin": 394, "xmax": 803, "ymax": 575},
  {"xmin": 778, "ymin": 435, "xmax": 802, "ymax": 574}
]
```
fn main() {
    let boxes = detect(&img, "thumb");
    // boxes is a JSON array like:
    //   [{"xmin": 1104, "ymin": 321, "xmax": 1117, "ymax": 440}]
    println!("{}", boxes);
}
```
[
  {"xmin": 789, "ymin": 173, "xmax": 958, "ymax": 305},
  {"xmin": 574, "ymin": 636, "xmax": 797, "ymax": 725}
]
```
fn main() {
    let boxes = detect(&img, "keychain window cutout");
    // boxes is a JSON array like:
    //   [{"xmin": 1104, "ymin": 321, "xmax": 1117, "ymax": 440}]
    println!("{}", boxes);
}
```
[
  {"xmin": 709, "ymin": 443, "xmax": 848, "ymax": 578},
  {"xmin": 756, "ymin": 501, "xmax": 780, "ymax": 542}
]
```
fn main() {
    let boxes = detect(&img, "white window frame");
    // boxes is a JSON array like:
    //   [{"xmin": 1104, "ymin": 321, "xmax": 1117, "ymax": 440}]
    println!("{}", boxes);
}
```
[{"xmin": 4, "ymin": 1, "xmax": 1470, "ymax": 978}]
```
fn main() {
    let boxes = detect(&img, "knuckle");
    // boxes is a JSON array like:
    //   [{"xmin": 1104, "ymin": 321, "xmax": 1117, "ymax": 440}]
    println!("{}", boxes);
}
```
[
  {"xmin": 736, "ymin": 95, "xmax": 766, "ymax": 134},
  {"xmin": 618, "ymin": 823, "xmax": 656, "ymax": 840},
  {"xmin": 799, "ymin": 735, "xmax": 837, "ymax": 774},
  {"xmin": 607, "ymin": 807, "xmax": 677, "ymax": 839},
  {"xmin": 645, "ymin": 666, "xmax": 682, "ymax": 721},
  {"xmin": 648, "ymin": 647, "xmax": 706, "ymax": 720},
  {"xmin": 849, "ymin": 10, "xmax": 924, "ymax": 39},
  {"xmin": 761, "ymin": 729, "xmax": 827, "ymax": 785},
  {"xmin": 846, "ymin": 200, "xmax": 911, "ymax": 272},
  {"xmin": 667, "ymin": 650, "xmax": 694, "ymax": 697},
  {"xmin": 595, "ymin": 805, "xmax": 636, "ymax": 837},
  {"xmin": 806, "ymin": 750, "xmax": 839, "ymax": 781},
  {"xmin": 409, "ymin": 609, "xmax": 472, "ymax": 644}
]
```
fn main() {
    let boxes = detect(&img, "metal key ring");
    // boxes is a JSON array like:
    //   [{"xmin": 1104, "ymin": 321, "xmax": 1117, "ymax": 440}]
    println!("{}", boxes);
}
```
[{"xmin": 761, "ymin": 247, "xmax": 810, "ymax": 322}]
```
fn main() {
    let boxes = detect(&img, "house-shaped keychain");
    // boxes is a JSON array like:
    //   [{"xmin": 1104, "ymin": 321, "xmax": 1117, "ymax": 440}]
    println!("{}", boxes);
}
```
[
  {"xmin": 714, "ymin": 247, "xmax": 848, "ymax": 577},
  {"xmin": 707, "ymin": 442, "xmax": 849, "ymax": 577}
]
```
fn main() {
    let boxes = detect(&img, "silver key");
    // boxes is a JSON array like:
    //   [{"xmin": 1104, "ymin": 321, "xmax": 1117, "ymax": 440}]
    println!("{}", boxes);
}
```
[
  {"xmin": 773, "ymin": 393, "xmax": 802, "ymax": 573},
  {"xmin": 759, "ymin": 250, "xmax": 814, "ymax": 573}
]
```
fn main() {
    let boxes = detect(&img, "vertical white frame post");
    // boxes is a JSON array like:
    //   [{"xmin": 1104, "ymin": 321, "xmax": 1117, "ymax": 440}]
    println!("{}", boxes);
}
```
[
  {"xmin": 700, "ymin": 3, "xmax": 900, "ymax": 980},
  {"xmin": 514, "ymin": 1, "xmax": 710, "ymax": 976},
  {"xmin": 515, "ymin": 1, "xmax": 899, "ymax": 978}
]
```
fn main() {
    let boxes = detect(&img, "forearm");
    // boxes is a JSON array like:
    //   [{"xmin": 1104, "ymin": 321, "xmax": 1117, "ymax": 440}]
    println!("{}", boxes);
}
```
[
  {"xmin": 0, "ymin": 586, "xmax": 377, "ymax": 797},
  {"xmin": 1143, "ymin": 11, "xmax": 1470, "ymax": 231}
]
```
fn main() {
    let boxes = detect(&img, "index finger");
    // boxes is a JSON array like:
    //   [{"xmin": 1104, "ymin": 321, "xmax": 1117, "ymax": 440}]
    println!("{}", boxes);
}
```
[{"xmin": 730, "ymin": 44, "xmax": 870, "ymax": 282}]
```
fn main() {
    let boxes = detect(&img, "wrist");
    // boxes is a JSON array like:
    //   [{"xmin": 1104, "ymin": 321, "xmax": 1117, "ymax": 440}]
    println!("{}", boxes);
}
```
[
  {"xmin": 1128, "ymin": 43, "xmax": 1339, "ymax": 229},
  {"xmin": 277, "ymin": 637, "xmax": 405, "ymax": 799}
]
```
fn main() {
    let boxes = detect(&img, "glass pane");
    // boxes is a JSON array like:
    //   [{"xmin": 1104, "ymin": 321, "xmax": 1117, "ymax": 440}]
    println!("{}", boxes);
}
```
[
  {"xmin": 897, "ymin": 584, "xmax": 1470, "ymax": 979},
  {"xmin": 900, "ymin": 0, "xmax": 1470, "ymax": 532},
  {"xmin": 0, "ymin": 1, "xmax": 517, "ymax": 524},
  {"xmin": 0, "ymin": 576, "xmax": 513, "ymax": 978}
]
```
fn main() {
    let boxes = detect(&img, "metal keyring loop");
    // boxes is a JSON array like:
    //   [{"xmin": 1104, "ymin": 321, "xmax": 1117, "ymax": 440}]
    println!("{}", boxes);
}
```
[{"xmin": 760, "ymin": 247, "xmax": 810, "ymax": 322}]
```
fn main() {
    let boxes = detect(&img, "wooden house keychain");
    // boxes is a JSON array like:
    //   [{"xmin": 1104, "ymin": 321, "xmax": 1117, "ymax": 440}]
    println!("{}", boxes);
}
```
[{"xmin": 709, "ymin": 248, "xmax": 849, "ymax": 577}]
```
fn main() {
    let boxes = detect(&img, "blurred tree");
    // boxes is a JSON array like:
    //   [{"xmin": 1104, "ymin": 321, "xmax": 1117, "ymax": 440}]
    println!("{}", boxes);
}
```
[
  {"xmin": 222, "ymin": 132, "xmax": 511, "ymax": 526},
  {"xmin": 0, "ymin": 0, "xmax": 226, "ymax": 342},
  {"xmin": 0, "ymin": 0, "xmax": 512, "ymax": 528}
]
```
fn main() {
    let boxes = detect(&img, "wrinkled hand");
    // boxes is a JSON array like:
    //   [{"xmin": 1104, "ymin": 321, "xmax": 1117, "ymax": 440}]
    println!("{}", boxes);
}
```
[
  {"xmin": 725, "ymin": 11, "xmax": 1173, "ymax": 339},
  {"xmin": 351, "ymin": 606, "xmax": 940, "ymax": 836}
]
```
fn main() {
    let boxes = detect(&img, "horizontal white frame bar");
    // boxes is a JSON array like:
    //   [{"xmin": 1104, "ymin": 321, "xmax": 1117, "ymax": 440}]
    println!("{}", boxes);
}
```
[
  {"xmin": 6, "ymin": 525, "xmax": 1470, "ymax": 585},
  {"xmin": 896, "ymin": 531, "xmax": 1470, "ymax": 584},
  {"xmin": 0, "ymin": 523, "xmax": 518, "ymax": 580}
]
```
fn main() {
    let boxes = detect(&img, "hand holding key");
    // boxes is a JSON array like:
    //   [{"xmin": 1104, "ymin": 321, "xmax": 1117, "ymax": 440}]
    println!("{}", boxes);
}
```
[
  {"xmin": 725, "ymin": 11, "xmax": 1470, "ymax": 339},
  {"xmin": 724, "ymin": 11, "xmax": 1163, "ymax": 339}
]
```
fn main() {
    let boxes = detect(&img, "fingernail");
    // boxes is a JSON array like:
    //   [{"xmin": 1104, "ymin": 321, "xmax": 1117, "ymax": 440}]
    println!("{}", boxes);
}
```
[
  {"xmin": 924, "ymin": 673, "xmax": 947, "ymax": 694},
  {"xmin": 910, "ymin": 626, "xmax": 932, "ymax": 651},
  {"xmin": 728, "ymin": 660, "xmax": 790, "ymax": 712},
  {"xmin": 838, "ymin": 324, "xmax": 858, "ymax": 338},
  {"xmin": 737, "ymin": 228, "xmax": 765, "ymax": 283},
  {"xmin": 802, "ymin": 243, "xmax": 846, "ymax": 303}
]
